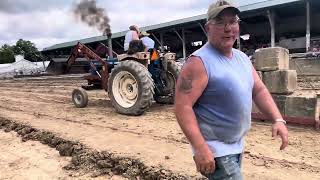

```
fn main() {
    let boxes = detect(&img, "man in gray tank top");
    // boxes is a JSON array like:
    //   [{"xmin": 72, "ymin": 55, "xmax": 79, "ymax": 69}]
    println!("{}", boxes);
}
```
[{"xmin": 174, "ymin": 1, "xmax": 288, "ymax": 179}]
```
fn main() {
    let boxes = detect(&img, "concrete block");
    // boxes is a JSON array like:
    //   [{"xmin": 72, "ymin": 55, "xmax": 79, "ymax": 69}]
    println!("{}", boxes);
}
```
[
  {"xmin": 289, "ymin": 58, "xmax": 320, "ymax": 76},
  {"xmin": 285, "ymin": 94, "xmax": 318, "ymax": 119},
  {"xmin": 254, "ymin": 94, "xmax": 319, "ymax": 126},
  {"xmin": 252, "ymin": 95, "xmax": 286, "ymax": 115},
  {"xmin": 254, "ymin": 47, "xmax": 289, "ymax": 71},
  {"xmin": 272, "ymin": 95, "xmax": 287, "ymax": 115},
  {"xmin": 263, "ymin": 70, "xmax": 297, "ymax": 94}
]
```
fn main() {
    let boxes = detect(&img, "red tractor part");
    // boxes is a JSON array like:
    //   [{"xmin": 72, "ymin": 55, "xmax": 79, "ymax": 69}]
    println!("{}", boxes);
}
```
[{"xmin": 66, "ymin": 42, "xmax": 109, "ymax": 90}]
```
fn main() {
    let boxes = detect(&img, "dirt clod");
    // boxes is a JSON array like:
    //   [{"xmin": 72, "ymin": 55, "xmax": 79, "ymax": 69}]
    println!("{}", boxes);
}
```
[{"xmin": 57, "ymin": 143, "xmax": 74, "ymax": 156}]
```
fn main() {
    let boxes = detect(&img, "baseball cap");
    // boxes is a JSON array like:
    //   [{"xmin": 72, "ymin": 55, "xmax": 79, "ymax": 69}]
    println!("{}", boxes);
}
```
[
  {"xmin": 140, "ymin": 31, "xmax": 150, "ymax": 36},
  {"xmin": 129, "ymin": 25, "xmax": 139, "ymax": 32},
  {"xmin": 207, "ymin": 0, "xmax": 240, "ymax": 21}
]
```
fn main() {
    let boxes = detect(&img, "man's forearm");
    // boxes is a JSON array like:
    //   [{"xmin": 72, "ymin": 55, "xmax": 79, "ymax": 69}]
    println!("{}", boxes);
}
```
[
  {"xmin": 253, "ymin": 87, "xmax": 283, "ymax": 122},
  {"xmin": 175, "ymin": 106, "xmax": 207, "ymax": 149}
]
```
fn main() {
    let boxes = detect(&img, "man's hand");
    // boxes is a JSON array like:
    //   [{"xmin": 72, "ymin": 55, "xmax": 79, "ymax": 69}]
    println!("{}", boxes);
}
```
[
  {"xmin": 272, "ymin": 121, "xmax": 289, "ymax": 150},
  {"xmin": 193, "ymin": 144, "xmax": 215, "ymax": 175}
]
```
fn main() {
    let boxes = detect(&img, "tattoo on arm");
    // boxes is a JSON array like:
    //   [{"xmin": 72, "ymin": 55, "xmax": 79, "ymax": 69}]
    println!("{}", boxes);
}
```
[{"xmin": 179, "ymin": 73, "xmax": 193, "ymax": 94}]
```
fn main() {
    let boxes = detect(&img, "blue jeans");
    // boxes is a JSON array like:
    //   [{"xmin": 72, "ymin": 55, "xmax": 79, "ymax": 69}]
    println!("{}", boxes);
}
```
[{"xmin": 204, "ymin": 154, "xmax": 243, "ymax": 180}]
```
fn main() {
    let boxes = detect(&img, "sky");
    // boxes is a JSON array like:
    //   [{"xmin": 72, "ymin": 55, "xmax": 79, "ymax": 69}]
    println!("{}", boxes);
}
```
[{"xmin": 0, "ymin": 0, "xmax": 267, "ymax": 50}]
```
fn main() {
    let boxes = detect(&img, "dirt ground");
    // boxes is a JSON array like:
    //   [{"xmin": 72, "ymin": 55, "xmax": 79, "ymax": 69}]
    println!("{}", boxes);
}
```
[
  {"xmin": 0, "ymin": 75, "xmax": 319, "ymax": 180},
  {"xmin": 0, "ymin": 130, "xmax": 124, "ymax": 180},
  {"xmin": 0, "ymin": 130, "xmax": 71, "ymax": 180}
]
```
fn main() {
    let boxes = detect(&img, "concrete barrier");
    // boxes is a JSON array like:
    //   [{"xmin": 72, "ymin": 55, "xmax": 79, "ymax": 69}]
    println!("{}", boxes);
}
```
[
  {"xmin": 285, "ymin": 94, "xmax": 319, "ymax": 120},
  {"xmin": 252, "ymin": 94, "xmax": 319, "ymax": 127},
  {"xmin": 271, "ymin": 95, "xmax": 287, "ymax": 115},
  {"xmin": 254, "ymin": 47, "xmax": 289, "ymax": 71},
  {"xmin": 289, "ymin": 57, "xmax": 320, "ymax": 75},
  {"xmin": 263, "ymin": 70, "xmax": 297, "ymax": 94}
]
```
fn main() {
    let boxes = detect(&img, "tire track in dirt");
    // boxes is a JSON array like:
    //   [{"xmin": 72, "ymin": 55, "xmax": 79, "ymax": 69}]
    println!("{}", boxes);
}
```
[
  {"xmin": 0, "ymin": 103, "xmax": 188, "ymax": 145},
  {"xmin": 0, "ymin": 130, "xmax": 74, "ymax": 179},
  {"xmin": 1, "ymin": 77, "xmax": 320, "ymax": 179},
  {"xmin": 0, "ymin": 110, "xmax": 199, "ymax": 178},
  {"xmin": 246, "ymin": 123, "xmax": 320, "ymax": 168},
  {"xmin": 1, "ymin": 114, "xmax": 319, "ymax": 179},
  {"xmin": 1, "ymin": 102, "xmax": 319, "ymax": 176},
  {"xmin": 0, "ymin": 86, "xmax": 77, "ymax": 97},
  {"xmin": 1, "ymin": 92, "xmax": 68, "ymax": 104},
  {"xmin": 0, "ymin": 86, "xmax": 108, "ymax": 106},
  {"xmin": 0, "ymin": 89, "xmax": 182, "ymax": 141},
  {"xmin": 1, "ymin": 81, "xmax": 318, "ymax": 162},
  {"xmin": 0, "ymin": 117, "xmax": 195, "ymax": 180},
  {"xmin": 244, "ymin": 151, "xmax": 320, "ymax": 173}
]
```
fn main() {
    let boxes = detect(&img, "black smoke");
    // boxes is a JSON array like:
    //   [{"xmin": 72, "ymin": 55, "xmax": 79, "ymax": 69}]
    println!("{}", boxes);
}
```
[{"xmin": 74, "ymin": 0, "xmax": 111, "ymax": 35}]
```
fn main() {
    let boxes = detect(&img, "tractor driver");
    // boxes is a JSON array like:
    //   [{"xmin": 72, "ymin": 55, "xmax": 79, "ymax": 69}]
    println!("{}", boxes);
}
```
[{"xmin": 124, "ymin": 25, "xmax": 140, "ymax": 52}]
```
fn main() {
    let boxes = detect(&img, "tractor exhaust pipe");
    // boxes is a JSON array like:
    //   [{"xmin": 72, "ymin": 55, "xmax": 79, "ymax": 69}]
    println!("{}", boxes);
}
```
[{"xmin": 107, "ymin": 33, "xmax": 113, "ymax": 58}]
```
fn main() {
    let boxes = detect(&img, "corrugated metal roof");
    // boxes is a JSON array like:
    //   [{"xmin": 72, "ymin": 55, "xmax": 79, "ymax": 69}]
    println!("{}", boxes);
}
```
[
  {"xmin": 239, "ymin": 0, "xmax": 301, "ymax": 12},
  {"xmin": 42, "ymin": 0, "xmax": 301, "ymax": 52},
  {"xmin": 42, "ymin": 31, "xmax": 127, "ymax": 52}
]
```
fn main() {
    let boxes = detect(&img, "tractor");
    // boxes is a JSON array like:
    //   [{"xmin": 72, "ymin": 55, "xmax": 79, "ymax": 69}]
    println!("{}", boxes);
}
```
[{"xmin": 67, "ymin": 35, "xmax": 180, "ymax": 116}]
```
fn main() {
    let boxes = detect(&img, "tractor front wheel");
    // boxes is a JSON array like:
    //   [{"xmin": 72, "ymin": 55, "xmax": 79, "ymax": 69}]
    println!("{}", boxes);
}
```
[{"xmin": 72, "ymin": 88, "xmax": 88, "ymax": 108}]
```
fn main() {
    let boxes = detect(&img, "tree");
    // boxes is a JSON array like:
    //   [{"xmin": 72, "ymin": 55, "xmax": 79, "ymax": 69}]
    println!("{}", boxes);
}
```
[
  {"xmin": 0, "ymin": 39, "xmax": 42, "ymax": 64},
  {"xmin": 12, "ymin": 39, "xmax": 41, "ymax": 62},
  {"xmin": 0, "ymin": 44, "xmax": 15, "ymax": 64}
]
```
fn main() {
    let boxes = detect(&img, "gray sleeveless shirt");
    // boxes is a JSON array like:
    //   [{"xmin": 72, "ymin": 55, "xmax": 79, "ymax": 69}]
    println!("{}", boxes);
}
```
[{"xmin": 192, "ymin": 43, "xmax": 254, "ymax": 143}]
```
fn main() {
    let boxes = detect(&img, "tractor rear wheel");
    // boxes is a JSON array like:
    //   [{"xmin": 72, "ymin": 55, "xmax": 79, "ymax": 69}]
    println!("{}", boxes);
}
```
[
  {"xmin": 154, "ymin": 60, "xmax": 180, "ymax": 104},
  {"xmin": 72, "ymin": 88, "xmax": 88, "ymax": 108},
  {"xmin": 108, "ymin": 60, "xmax": 154, "ymax": 115}
]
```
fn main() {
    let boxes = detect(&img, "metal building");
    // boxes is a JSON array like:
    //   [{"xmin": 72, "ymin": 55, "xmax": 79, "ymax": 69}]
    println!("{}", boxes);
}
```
[{"xmin": 42, "ymin": 0, "xmax": 320, "ymax": 59}]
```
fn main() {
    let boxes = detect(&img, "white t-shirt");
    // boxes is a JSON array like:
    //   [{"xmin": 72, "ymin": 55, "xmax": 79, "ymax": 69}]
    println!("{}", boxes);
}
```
[
  {"xmin": 124, "ymin": 30, "xmax": 136, "ymax": 51},
  {"xmin": 141, "ymin": 37, "xmax": 155, "ymax": 50}
]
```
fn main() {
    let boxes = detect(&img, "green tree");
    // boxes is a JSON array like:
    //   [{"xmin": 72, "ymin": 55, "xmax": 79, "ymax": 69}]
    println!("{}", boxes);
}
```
[
  {"xmin": 0, "ymin": 44, "xmax": 15, "ymax": 64},
  {"xmin": 0, "ymin": 39, "xmax": 42, "ymax": 64},
  {"xmin": 12, "ymin": 39, "xmax": 41, "ymax": 62}
]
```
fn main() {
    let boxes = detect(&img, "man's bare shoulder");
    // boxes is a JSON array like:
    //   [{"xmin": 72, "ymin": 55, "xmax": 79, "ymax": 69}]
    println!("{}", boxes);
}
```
[
  {"xmin": 181, "ymin": 56, "xmax": 205, "ymax": 73},
  {"xmin": 177, "ymin": 56, "xmax": 208, "ymax": 95}
]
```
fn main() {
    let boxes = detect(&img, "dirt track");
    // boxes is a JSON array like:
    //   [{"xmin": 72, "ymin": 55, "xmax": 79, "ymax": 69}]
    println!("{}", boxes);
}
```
[
  {"xmin": 0, "ymin": 75, "xmax": 319, "ymax": 179},
  {"xmin": 0, "ymin": 130, "xmax": 124, "ymax": 180}
]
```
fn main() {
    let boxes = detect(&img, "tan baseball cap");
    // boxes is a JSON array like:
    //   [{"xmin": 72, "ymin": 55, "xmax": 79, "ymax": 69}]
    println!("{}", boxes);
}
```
[
  {"xmin": 129, "ymin": 25, "xmax": 139, "ymax": 32},
  {"xmin": 140, "ymin": 31, "xmax": 150, "ymax": 37},
  {"xmin": 207, "ymin": 0, "xmax": 240, "ymax": 21}
]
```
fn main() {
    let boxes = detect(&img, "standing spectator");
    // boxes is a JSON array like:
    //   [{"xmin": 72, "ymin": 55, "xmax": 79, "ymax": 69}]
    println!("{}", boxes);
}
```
[{"xmin": 174, "ymin": 0, "xmax": 288, "ymax": 179}]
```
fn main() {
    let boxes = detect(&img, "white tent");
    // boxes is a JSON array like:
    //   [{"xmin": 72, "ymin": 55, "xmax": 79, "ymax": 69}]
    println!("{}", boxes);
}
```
[{"xmin": 0, "ymin": 55, "xmax": 44, "ymax": 78}]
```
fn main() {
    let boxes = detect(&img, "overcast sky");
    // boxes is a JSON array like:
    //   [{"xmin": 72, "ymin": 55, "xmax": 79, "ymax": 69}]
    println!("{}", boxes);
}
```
[{"xmin": 0, "ymin": 0, "xmax": 266, "ymax": 50}]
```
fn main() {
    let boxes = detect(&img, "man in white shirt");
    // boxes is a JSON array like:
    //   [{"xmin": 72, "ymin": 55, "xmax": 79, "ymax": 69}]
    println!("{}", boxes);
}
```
[
  {"xmin": 140, "ymin": 31, "xmax": 155, "ymax": 51},
  {"xmin": 124, "ymin": 25, "xmax": 140, "ymax": 51}
]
